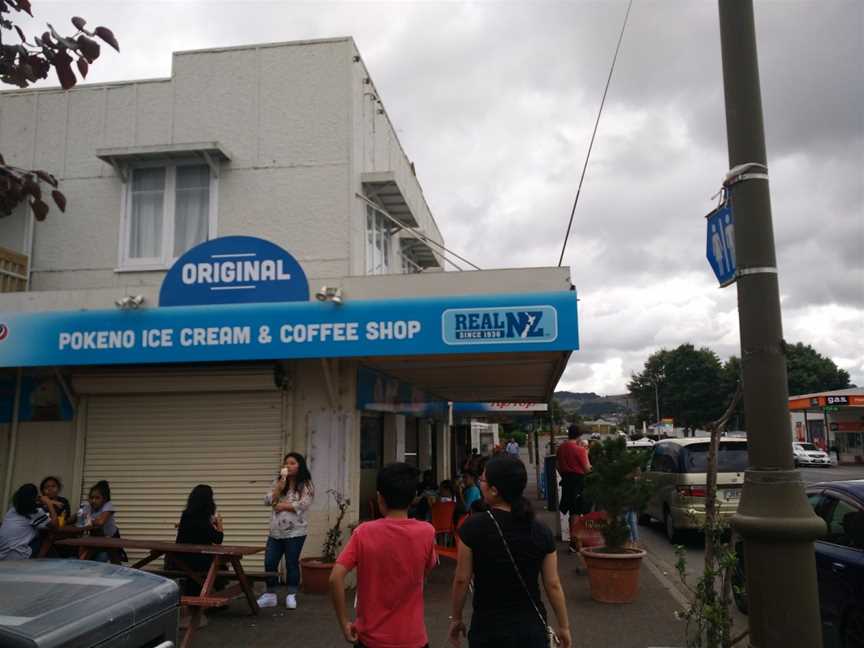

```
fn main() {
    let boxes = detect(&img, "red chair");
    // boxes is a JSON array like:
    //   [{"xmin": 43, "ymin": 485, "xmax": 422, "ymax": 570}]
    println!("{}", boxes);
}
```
[{"xmin": 434, "ymin": 505, "xmax": 467, "ymax": 562}]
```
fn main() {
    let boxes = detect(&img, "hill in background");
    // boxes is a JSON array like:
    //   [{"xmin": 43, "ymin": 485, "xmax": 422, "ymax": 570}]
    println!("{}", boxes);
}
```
[{"xmin": 554, "ymin": 391, "xmax": 636, "ymax": 418}]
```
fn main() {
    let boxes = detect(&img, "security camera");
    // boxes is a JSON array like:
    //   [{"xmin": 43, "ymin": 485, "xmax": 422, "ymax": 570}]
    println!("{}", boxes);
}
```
[{"xmin": 315, "ymin": 286, "xmax": 344, "ymax": 305}]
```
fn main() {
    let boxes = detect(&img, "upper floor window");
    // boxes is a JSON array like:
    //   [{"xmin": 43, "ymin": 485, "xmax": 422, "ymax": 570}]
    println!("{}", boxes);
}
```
[
  {"xmin": 365, "ymin": 205, "xmax": 392, "ymax": 275},
  {"xmin": 120, "ymin": 162, "xmax": 215, "ymax": 269}
]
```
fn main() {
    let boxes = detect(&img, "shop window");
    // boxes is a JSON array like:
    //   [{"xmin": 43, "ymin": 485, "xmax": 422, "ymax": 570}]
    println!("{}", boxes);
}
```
[
  {"xmin": 400, "ymin": 245, "xmax": 423, "ymax": 274},
  {"xmin": 120, "ymin": 162, "xmax": 216, "ymax": 269},
  {"xmin": 365, "ymin": 205, "xmax": 392, "ymax": 275},
  {"xmin": 823, "ymin": 497, "xmax": 864, "ymax": 548}
]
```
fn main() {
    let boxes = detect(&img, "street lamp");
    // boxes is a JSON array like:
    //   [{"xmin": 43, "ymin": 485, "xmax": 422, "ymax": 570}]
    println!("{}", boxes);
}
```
[{"xmin": 652, "ymin": 369, "xmax": 665, "ymax": 426}]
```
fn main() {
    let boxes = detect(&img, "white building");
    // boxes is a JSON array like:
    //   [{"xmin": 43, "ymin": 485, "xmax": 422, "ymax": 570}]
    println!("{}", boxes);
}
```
[{"xmin": 0, "ymin": 38, "xmax": 579, "ymax": 566}]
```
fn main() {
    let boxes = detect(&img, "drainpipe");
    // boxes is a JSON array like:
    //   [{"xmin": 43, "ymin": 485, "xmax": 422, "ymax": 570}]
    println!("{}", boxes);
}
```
[
  {"xmin": 24, "ymin": 213, "xmax": 34, "ymax": 290},
  {"xmin": 2, "ymin": 368, "xmax": 23, "ymax": 506}
]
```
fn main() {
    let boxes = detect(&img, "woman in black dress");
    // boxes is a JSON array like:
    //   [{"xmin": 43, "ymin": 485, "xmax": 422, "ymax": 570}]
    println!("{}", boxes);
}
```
[
  {"xmin": 448, "ymin": 455, "xmax": 571, "ymax": 648},
  {"xmin": 173, "ymin": 485, "xmax": 224, "ymax": 596}
]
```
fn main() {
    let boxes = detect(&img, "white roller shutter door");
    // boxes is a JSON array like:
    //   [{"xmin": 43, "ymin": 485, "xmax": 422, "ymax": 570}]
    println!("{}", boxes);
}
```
[{"xmin": 82, "ymin": 392, "xmax": 282, "ymax": 570}]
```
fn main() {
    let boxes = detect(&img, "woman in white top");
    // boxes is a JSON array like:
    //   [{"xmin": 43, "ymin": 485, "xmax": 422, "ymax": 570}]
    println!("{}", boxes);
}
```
[
  {"xmin": 0, "ymin": 484, "xmax": 56, "ymax": 560},
  {"xmin": 257, "ymin": 452, "xmax": 314, "ymax": 610}
]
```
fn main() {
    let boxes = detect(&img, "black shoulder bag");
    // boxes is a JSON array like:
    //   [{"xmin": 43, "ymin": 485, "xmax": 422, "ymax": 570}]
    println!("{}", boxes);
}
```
[{"xmin": 485, "ymin": 510, "xmax": 560, "ymax": 647}]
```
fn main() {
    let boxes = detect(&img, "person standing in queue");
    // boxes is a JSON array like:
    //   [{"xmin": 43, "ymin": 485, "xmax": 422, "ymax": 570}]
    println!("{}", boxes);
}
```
[
  {"xmin": 448, "ymin": 455, "xmax": 571, "ymax": 648},
  {"xmin": 556, "ymin": 424, "xmax": 592, "ymax": 562},
  {"xmin": 258, "ymin": 452, "xmax": 314, "ymax": 610}
]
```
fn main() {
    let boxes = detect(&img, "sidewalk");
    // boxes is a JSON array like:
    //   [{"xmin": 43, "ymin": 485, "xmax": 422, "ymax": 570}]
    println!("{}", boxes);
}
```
[{"xmin": 193, "ymin": 453, "xmax": 687, "ymax": 648}]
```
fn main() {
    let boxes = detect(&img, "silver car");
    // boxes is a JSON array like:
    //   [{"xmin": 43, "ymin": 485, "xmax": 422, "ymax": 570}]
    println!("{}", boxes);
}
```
[
  {"xmin": 642, "ymin": 438, "xmax": 748, "ymax": 543},
  {"xmin": 793, "ymin": 442, "xmax": 833, "ymax": 467}
]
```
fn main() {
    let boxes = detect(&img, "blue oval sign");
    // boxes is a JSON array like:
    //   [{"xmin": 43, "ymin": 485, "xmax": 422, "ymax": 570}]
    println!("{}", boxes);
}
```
[{"xmin": 159, "ymin": 236, "xmax": 309, "ymax": 307}]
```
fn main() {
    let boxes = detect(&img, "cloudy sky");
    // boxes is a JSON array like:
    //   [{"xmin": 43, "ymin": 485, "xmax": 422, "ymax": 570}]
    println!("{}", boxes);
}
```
[{"xmin": 20, "ymin": 1, "xmax": 864, "ymax": 394}]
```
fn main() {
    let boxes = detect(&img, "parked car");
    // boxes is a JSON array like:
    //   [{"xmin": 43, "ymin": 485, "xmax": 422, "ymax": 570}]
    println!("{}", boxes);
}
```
[
  {"xmin": 641, "ymin": 438, "xmax": 748, "ymax": 543},
  {"xmin": 733, "ymin": 480, "xmax": 864, "ymax": 648},
  {"xmin": 794, "ymin": 441, "xmax": 833, "ymax": 467},
  {"xmin": 0, "ymin": 559, "xmax": 179, "ymax": 647}
]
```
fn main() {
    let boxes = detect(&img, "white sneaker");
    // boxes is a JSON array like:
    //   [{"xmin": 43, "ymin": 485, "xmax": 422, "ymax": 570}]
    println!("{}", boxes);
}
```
[
  {"xmin": 286, "ymin": 594, "xmax": 297, "ymax": 610},
  {"xmin": 256, "ymin": 593, "xmax": 277, "ymax": 608}
]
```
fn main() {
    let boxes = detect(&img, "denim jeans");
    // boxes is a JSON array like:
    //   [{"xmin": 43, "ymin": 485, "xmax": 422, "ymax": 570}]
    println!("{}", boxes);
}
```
[
  {"xmin": 625, "ymin": 510, "xmax": 639, "ymax": 543},
  {"xmin": 265, "ymin": 535, "xmax": 306, "ymax": 593}
]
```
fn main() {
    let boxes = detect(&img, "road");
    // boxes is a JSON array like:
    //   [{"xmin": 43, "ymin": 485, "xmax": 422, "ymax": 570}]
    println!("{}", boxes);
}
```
[{"xmin": 640, "ymin": 463, "xmax": 864, "ymax": 628}]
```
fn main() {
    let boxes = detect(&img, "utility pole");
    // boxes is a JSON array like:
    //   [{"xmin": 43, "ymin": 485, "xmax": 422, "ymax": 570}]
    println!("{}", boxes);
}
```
[{"xmin": 718, "ymin": 2, "xmax": 826, "ymax": 647}]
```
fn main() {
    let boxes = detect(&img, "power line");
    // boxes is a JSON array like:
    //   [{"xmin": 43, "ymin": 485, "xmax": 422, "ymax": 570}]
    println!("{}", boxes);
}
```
[{"xmin": 558, "ymin": 0, "xmax": 634, "ymax": 267}]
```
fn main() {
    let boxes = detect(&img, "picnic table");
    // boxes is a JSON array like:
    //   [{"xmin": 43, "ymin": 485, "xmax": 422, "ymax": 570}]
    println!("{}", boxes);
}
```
[
  {"xmin": 55, "ymin": 536, "xmax": 264, "ymax": 648},
  {"xmin": 37, "ymin": 525, "xmax": 86, "ymax": 558}
]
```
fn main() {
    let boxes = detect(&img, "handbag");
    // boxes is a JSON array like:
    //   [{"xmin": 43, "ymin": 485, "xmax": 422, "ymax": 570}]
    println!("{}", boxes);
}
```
[{"xmin": 485, "ymin": 511, "xmax": 560, "ymax": 647}]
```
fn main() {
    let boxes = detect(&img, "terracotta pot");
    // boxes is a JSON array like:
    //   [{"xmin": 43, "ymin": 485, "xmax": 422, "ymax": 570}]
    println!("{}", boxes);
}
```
[
  {"xmin": 580, "ymin": 547, "xmax": 646, "ymax": 604},
  {"xmin": 300, "ymin": 557, "xmax": 334, "ymax": 594}
]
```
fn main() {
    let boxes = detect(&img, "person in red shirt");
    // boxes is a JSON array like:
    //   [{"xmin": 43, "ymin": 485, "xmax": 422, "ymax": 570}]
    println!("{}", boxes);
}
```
[
  {"xmin": 556, "ymin": 424, "xmax": 592, "ymax": 559},
  {"xmin": 330, "ymin": 462, "xmax": 437, "ymax": 648}
]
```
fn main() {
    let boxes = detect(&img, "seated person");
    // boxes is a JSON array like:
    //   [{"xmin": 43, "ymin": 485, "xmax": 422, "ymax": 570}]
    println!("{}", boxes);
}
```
[
  {"xmin": 76, "ymin": 480, "xmax": 121, "ymax": 562},
  {"xmin": 40, "ymin": 476, "xmax": 72, "ymax": 524},
  {"xmin": 0, "ymin": 484, "xmax": 56, "ymax": 560},
  {"xmin": 171, "ymin": 484, "xmax": 225, "ymax": 596},
  {"xmin": 461, "ymin": 470, "xmax": 483, "ymax": 512},
  {"xmin": 410, "ymin": 470, "xmax": 438, "ymax": 521},
  {"xmin": 39, "ymin": 476, "xmax": 76, "ymax": 558}
]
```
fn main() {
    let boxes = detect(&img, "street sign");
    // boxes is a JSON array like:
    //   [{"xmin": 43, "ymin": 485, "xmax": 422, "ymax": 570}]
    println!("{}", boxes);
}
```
[{"xmin": 706, "ymin": 204, "xmax": 736, "ymax": 286}]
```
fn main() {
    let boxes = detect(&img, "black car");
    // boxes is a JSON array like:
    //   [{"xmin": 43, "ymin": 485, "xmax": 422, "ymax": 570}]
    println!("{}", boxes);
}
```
[{"xmin": 734, "ymin": 480, "xmax": 864, "ymax": 648}]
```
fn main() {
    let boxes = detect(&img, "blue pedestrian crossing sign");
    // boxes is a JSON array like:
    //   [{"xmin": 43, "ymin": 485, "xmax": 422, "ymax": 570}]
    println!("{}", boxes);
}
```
[{"xmin": 706, "ymin": 204, "xmax": 736, "ymax": 287}]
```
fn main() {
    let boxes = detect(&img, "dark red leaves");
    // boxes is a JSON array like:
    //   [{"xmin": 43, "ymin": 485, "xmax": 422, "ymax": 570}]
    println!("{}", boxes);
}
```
[
  {"xmin": 51, "ymin": 190, "xmax": 66, "ymax": 212},
  {"xmin": 34, "ymin": 170, "xmax": 58, "ymax": 187},
  {"xmin": 94, "ymin": 26, "xmax": 119, "ymax": 52},
  {"xmin": 31, "ymin": 199, "xmax": 49, "ymax": 221},
  {"xmin": 51, "ymin": 48, "xmax": 75, "ymax": 90},
  {"xmin": 71, "ymin": 16, "xmax": 86, "ymax": 31},
  {"xmin": 76, "ymin": 35, "xmax": 100, "ymax": 63},
  {"xmin": 76, "ymin": 57, "xmax": 88, "ymax": 79}
]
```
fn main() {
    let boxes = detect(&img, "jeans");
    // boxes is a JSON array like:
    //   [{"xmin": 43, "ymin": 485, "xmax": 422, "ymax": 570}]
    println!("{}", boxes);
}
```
[
  {"xmin": 626, "ymin": 510, "xmax": 639, "ymax": 543},
  {"xmin": 265, "ymin": 535, "xmax": 306, "ymax": 593}
]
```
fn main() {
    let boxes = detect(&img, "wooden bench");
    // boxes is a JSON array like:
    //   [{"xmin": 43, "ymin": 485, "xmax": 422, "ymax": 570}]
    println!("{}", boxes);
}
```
[
  {"xmin": 56, "ymin": 536, "xmax": 264, "ymax": 648},
  {"xmin": 142, "ymin": 567, "xmax": 278, "ymax": 583}
]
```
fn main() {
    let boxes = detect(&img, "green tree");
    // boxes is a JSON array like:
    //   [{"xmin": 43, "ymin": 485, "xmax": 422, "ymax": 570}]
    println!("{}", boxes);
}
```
[
  {"xmin": 784, "ymin": 342, "xmax": 851, "ymax": 396},
  {"xmin": 628, "ymin": 344, "xmax": 726, "ymax": 429},
  {"xmin": 548, "ymin": 398, "xmax": 566, "ymax": 425},
  {"xmin": 724, "ymin": 343, "xmax": 850, "ymax": 402}
]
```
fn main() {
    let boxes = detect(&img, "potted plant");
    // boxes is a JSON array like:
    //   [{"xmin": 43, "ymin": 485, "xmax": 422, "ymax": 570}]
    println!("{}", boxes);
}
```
[
  {"xmin": 300, "ymin": 489, "xmax": 350, "ymax": 594},
  {"xmin": 581, "ymin": 436, "xmax": 653, "ymax": 603}
]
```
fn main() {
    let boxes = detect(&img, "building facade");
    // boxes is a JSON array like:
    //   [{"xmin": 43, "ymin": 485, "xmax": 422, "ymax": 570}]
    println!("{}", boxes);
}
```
[{"xmin": 0, "ymin": 38, "xmax": 578, "ymax": 566}]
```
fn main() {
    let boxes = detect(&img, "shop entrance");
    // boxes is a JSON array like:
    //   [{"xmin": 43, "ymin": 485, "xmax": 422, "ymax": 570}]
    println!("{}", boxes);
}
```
[{"xmin": 359, "ymin": 414, "xmax": 384, "ymax": 519}]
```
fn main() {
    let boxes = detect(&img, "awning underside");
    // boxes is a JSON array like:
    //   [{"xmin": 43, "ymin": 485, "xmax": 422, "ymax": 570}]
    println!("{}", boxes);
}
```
[{"xmin": 361, "ymin": 350, "xmax": 570, "ymax": 403}]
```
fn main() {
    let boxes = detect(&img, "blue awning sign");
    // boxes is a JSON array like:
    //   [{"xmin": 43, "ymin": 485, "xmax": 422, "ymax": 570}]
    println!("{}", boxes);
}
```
[
  {"xmin": 159, "ymin": 236, "xmax": 309, "ymax": 306},
  {"xmin": 0, "ymin": 291, "xmax": 579, "ymax": 368}
]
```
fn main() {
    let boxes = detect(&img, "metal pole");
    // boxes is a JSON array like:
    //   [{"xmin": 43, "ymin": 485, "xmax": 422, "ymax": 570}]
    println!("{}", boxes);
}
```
[
  {"xmin": 2, "ymin": 368, "xmax": 23, "ymax": 507},
  {"xmin": 654, "ymin": 380, "xmax": 660, "ymax": 424},
  {"xmin": 718, "ymin": 2, "xmax": 825, "ymax": 647}
]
